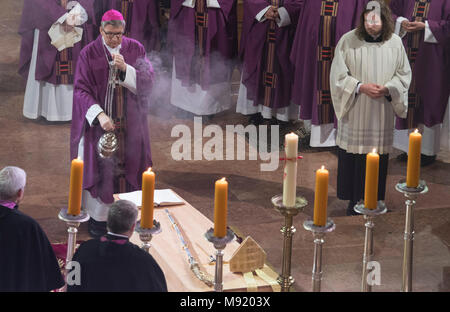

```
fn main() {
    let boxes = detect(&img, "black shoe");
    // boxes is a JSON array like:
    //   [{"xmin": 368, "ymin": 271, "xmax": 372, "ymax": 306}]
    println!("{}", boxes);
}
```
[
  {"xmin": 397, "ymin": 152, "xmax": 408, "ymax": 162},
  {"xmin": 346, "ymin": 201, "xmax": 359, "ymax": 216},
  {"xmin": 88, "ymin": 218, "xmax": 107, "ymax": 238},
  {"xmin": 421, "ymin": 154, "xmax": 436, "ymax": 167}
]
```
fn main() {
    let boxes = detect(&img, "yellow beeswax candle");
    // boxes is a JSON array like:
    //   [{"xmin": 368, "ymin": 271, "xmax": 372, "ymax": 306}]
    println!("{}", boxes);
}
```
[
  {"xmin": 406, "ymin": 129, "xmax": 422, "ymax": 188},
  {"xmin": 364, "ymin": 149, "xmax": 379, "ymax": 210},
  {"xmin": 313, "ymin": 166, "xmax": 329, "ymax": 226},
  {"xmin": 68, "ymin": 157, "xmax": 83, "ymax": 216},
  {"xmin": 141, "ymin": 168, "xmax": 155, "ymax": 229},
  {"xmin": 214, "ymin": 177, "xmax": 228, "ymax": 237}
]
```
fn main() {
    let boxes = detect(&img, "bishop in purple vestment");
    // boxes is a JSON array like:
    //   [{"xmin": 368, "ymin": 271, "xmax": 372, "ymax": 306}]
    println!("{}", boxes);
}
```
[
  {"xmin": 289, "ymin": 0, "xmax": 368, "ymax": 147},
  {"xmin": 391, "ymin": 0, "xmax": 450, "ymax": 163},
  {"xmin": 236, "ymin": 0, "xmax": 303, "ymax": 124},
  {"xmin": 94, "ymin": 0, "xmax": 160, "ymax": 52},
  {"xmin": 70, "ymin": 10, "xmax": 154, "ymax": 237}
]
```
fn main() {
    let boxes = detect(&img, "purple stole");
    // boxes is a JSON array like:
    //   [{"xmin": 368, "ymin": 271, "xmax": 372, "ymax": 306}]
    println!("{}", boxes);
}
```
[
  {"xmin": 317, "ymin": 0, "xmax": 339, "ymax": 124},
  {"xmin": 113, "ymin": 84, "xmax": 130, "ymax": 194},
  {"xmin": 56, "ymin": 0, "xmax": 74, "ymax": 84},
  {"xmin": 196, "ymin": 0, "xmax": 208, "ymax": 56},
  {"xmin": 100, "ymin": 235, "xmax": 128, "ymax": 245},
  {"xmin": 189, "ymin": 0, "xmax": 209, "ymax": 84},
  {"xmin": 405, "ymin": 0, "xmax": 431, "ymax": 128},
  {"xmin": 118, "ymin": 0, "xmax": 134, "ymax": 37},
  {"xmin": 104, "ymin": 51, "xmax": 132, "ymax": 194},
  {"xmin": 262, "ymin": 0, "xmax": 281, "ymax": 108}
]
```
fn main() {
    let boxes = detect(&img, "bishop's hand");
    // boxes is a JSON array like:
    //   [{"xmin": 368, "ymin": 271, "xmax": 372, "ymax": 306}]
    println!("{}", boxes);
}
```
[
  {"xmin": 112, "ymin": 54, "xmax": 127, "ymax": 72},
  {"xmin": 264, "ymin": 6, "xmax": 279, "ymax": 20},
  {"xmin": 97, "ymin": 112, "xmax": 115, "ymax": 131}
]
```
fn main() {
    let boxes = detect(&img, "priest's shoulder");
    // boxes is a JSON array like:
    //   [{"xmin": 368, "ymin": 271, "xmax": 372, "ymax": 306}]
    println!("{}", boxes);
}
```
[
  {"xmin": 1, "ymin": 207, "xmax": 45, "ymax": 232},
  {"xmin": 79, "ymin": 36, "xmax": 104, "ymax": 59},
  {"xmin": 122, "ymin": 36, "xmax": 146, "ymax": 54},
  {"xmin": 334, "ymin": 29, "xmax": 359, "ymax": 49},
  {"xmin": 128, "ymin": 241, "xmax": 160, "ymax": 263},
  {"xmin": 388, "ymin": 33, "xmax": 403, "ymax": 45},
  {"xmin": 341, "ymin": 29, "xmax": 359, "ymax": 42}
]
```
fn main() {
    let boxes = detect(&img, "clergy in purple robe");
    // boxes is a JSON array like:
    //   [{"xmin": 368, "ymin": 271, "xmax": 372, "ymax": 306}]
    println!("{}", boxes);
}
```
[
  {"xmin": 19, "ymin": 0, "xmax": 96, "ymax": 121},
  {"xmin": 390, "ymin": 0, "xmax": 450, "ymax": 165},
  {"xmin": 70, "ymin": 10, "xmax": 154, "ymax": 237},
  {"xmin": 289, "ymin": 0, "xmax": 368, "ymax": 147},
  {"xmin": 168, "ymin": 0, "xmax": 238, "ymax": 115},
  {"xmin": 93, "ymin": 0, "xmax": 160, "ymax": 52},
  {"xmin": 236, "ymin": 0, "xmax": 303, "ymax": 125}
]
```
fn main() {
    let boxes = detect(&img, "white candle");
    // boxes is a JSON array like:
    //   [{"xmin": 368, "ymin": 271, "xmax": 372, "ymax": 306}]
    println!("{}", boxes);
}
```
[{"xmin": 282, "ymin": 132, "xmax": 299, "ymax": 207}]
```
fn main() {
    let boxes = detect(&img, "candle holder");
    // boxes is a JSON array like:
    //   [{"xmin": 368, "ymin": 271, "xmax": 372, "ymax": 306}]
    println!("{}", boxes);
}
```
[
  {"xmin": 395, "ymin": 179, "xmax": 428, "ymax": 292},
  {"xmin": 272, "ymin": 194, "xmax": 308, "ymax": 292},
  {"xmin": 204, "ymin": 228, "xmax": 235, "ymax": 292},
  {"xmin": 353, "ymin": 201, "xmax": 387, "ymax": 292},
  {"xmin": 134, "ymin": 219, "xmax": 162, "ymax": 253},
  {"xmin": 58, "ymin": 208, "xmax": 90, "ymax": 270},
  {"xmin": 303, "ymin": 219, "xmax": 335, "ymax": 292}
]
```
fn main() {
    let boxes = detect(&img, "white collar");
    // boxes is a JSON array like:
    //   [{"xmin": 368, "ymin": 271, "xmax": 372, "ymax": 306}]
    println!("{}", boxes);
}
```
[
  {"xmin": 102, "ymin": 36, "xmax": 121, "ymax": 54},
  {"xmin": 107, "ymin": 231, "xmax": 129, "ymax": 239}
]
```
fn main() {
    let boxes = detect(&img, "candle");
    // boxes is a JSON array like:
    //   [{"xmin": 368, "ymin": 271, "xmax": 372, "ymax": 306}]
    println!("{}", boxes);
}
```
[
  {"xmin": 214, "ymin": 177, "xmax": 228, "ymax": 237},
  {"xmin": 68, "ymin": 157, "xmax": 83, "ymax": 216},
  {"xmin": 313, "ymin": 166, "xmax": 329, "ymax": 226},
  {"xmin": 406, "ymin": 129, "xmax": 422, "ymax": 188},
  {"xmin": 141, "ymin": 167, "xmax": 155, "ymax": 229},
  {"xmin": 364, "ymin": 149, "xmax": 379, "ymax": 210},
  {"xmin": 282, "ymin": 132, "xmax": 299, "ymax": 207}
]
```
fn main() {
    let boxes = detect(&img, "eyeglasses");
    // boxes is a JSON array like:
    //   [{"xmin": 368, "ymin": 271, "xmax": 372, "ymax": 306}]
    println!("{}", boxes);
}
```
[{"xmin": 102, "ymin": 30, "xmax": 124, "ymax": 39}]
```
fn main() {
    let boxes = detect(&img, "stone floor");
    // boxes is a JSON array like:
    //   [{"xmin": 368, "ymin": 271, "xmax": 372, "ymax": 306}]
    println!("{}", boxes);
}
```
[{"xmin": 1, "ymin": 0, "xmax": 450, "ymax": 292}]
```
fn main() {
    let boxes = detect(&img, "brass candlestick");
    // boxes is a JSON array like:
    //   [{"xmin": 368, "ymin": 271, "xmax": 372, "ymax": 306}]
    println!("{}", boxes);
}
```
[
  {"xmin": 303, "ymin": 219, "xmax": 335, "ymax": 292},
  {"xmin": 135, "ymin": 219, "xmax": 162, "ymax": 253},
  {"xmin": 395, "ymin": 179, "xmax": 428, "ymax": 292},
  {"xmin": 205, "ymin": 228, "xmax": 235, "ymax": 292},
  {"xmin": 354, "ymin": 201, "xmax": 387, "ymax": 292},
  {"xmin": 272, "ymin": 195, "xmax": 308, "ymax": 292}
]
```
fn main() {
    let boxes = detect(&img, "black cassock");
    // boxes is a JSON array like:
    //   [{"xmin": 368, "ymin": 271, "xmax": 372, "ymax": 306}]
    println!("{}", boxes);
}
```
[
  {"xmin": 0, "ymin": 205, "xmax": 64, "ymax": 291},
  {"xmin": 67, "ymin": 233, "xmax": 167, "ymax": 292}
]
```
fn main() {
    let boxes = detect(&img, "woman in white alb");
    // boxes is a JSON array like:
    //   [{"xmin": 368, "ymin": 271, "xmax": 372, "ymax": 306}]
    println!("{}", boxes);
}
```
[{"xmin": 330, "ymin": 0, "xmax": 412, "ymax": 215}]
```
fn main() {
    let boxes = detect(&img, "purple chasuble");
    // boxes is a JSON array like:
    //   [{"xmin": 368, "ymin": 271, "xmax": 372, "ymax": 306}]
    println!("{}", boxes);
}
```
[
  {"xmin": 18, "ymin": 0, "xmax": 96, "ymax": 84},
  {"xmin": 240, "ymin": 0, "xmax": 302, "ymax": 110},
  {"xmin": 391, "ymin": 0, "xmax": 450, "ymax": 129},
  {"xmin": 168, "ymin": 0, "xmax": 238, "ymax": 90},
  {"xmin": 70, "ymin": 36, "xmax": 154, "ymax": 204},
  {"xmin": 94, "ymin": 0, "xmax": 160, "ymax": 52},
  {"xmin": 289, "ymin": 0, "xmax": 368, "ymax": 125}
]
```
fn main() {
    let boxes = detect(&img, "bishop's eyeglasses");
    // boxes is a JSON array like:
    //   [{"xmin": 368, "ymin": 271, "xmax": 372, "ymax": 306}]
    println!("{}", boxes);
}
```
[{"xmin": 102, "ymin": 30, "xmax": 124, "ymax": 39}]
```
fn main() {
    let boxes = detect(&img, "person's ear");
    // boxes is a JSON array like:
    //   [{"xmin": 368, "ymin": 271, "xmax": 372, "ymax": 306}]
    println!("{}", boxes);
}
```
[{"xmin": 16, "ymin": 188, "xmax": 24, "ymax": 203}]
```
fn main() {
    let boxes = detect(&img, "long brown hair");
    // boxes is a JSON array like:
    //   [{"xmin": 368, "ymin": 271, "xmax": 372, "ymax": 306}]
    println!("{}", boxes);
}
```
[{"xmin": 355, "ymin": 0, "xmax": 394, "ymax": 42}]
